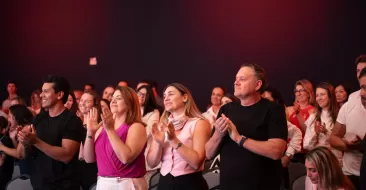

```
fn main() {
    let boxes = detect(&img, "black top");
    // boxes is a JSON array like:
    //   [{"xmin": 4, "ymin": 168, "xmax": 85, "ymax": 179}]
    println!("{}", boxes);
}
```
[
  {"xmin": 0, "ymin": 135, "xmax": 14, "ymax": 180},
  {"xmin": 217, "ymin": 99, "xmax": 288, "ymax": 190},
  {"xmin": 30, "ymin": 109, "xmax": 83, "ymax": 190}
]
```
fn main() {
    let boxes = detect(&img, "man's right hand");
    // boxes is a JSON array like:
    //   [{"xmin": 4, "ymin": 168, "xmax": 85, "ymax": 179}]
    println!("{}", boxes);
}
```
[{"xmin": 345, "ymin": 135, "xmax": 362, "ymax": 151}]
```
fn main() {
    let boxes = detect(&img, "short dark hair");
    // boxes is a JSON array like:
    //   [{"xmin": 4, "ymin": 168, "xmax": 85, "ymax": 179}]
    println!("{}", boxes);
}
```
[
  {"xmin": 9, "ymin": 104, "xmax": 34, "ymax": 126},
  {"xmin": 84, "ymin": 83, "xmax": 95, "ymax": 90},
  {"xmin": 43, "ymin": 75, "xmax": 70, "ymax": 104},
  {"xmin": 356, "ymin": 54, "xmax": 366, "ymax": 65},
  {"xmin": 7, "ymin": 80, "xmax": 17, "ymax": 86},
  {"xmin": 241, "ymin": 63, "xmax": 268, "ymax": 93},
  {"xmin": 223, "ymin": 93, "xmax": 240, "ymax": 103},
  {"xmin": 213, "ymin": 86, "xmax": 226, "ymax": 95},
  {"xmin": 263, "ymin": 86, "xmax": 284, "ymax": 105},
  {"xmin": 359, "ymin": 67, "xmax": 366, "ymax": 79}
]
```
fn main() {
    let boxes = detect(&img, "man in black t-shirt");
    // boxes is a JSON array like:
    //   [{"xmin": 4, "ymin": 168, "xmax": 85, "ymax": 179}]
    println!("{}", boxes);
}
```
[
  {"xmin": 18, "ymin": 75, "xmax": 83, "ymax": 190},
  {"xmin": 205, "ymin": 64, "xmax": 288, "ymax": 190}
]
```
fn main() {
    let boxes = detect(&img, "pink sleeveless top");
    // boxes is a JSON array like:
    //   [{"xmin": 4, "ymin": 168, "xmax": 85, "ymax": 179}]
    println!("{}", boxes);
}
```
[
  {"xmin": 160, "ymin": 118, "xmax": 203, "ymax": 177},
  {"xmin": 95, "ymin": 123, "xmax": 146, "ymax": 178}
]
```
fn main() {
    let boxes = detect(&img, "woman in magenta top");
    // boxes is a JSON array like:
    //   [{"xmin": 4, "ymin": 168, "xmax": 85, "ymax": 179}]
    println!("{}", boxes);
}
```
[
  {"xmin": 147, "ymin": 83, "xmax": 211, "ymax": 190},
  {"xmin": 83, "ymin": 86, "xmax": 148, "ymax": 189}
]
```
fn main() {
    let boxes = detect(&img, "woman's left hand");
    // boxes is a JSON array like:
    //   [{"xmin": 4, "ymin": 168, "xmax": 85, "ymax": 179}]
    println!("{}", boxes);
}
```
[{"xmin": 165, "ymin": 122, "xmax": 177, "ymax": 142}]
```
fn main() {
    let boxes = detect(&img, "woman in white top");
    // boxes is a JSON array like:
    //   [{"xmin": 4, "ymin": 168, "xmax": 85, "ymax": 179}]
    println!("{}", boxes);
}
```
[
  {"xmin": 136, "ymin": 85, "xmax": 160, "ymax": 184},
  {"xmin": 202, "ymin": 86, "xmax": 225, "ymax": 127},
  {"xmin": 303, "ymin": 82, "xmax": 342, "ymax": 164},
  {"xmin": 305, "ymin": 147, "xmax": 354, "ymax": 190}
]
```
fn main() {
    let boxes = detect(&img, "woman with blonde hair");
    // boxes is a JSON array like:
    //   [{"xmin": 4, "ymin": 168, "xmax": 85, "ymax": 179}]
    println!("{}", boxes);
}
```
[
  {"xmin": 147, "ymin": 83, "xmax": 211, "ymax": 190},
  {"xmin": 83, "ymin": 86, "xmax": 147, "ymax": 189},
  {"xmin": 287, "ymin": 79, "xmax": 316, "ymax": 163},
  {"xmin": 305, "ymin": 146, "xmax": 354, "ymax": 190}
]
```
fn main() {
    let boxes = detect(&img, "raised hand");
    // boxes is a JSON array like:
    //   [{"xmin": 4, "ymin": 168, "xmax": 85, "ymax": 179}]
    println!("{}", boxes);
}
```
[
  {"xmin": 165, "ymin": 122, "xmax": 177, "ymax": 141},
  {"xmin": 151, "ymin": 123, "xmax": 165, "ymax": 145},
  {"xmin": 18, "ymin": 125, "xmax": 37, "ymax": 145},
  {"xmin": 345, "ymin": 135, "xmax": 362, "ymax": 151},
  {"xmin": 222, "ymin": 114, "xmax": 240, "ymax": 142},
  {"xmin": 85, "ymin": 107, "xmax": 101, "ymax": 134},
  {"xmin": 314, "ymin": 121, "xmax": 327, "ymax": 134},
  {"xmin": 9, "ymin": 126, "xmax": 20, "ymax": 141},
  {"xmin": 214, "ymin": 116, "xmax": 229, "ymax": 138},
  {"xmin": 101, "ymin": 107, "xmax": 115, "ymax": 131}
]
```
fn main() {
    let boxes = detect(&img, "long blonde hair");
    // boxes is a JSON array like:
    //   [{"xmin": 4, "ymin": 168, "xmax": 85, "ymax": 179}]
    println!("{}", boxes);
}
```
[
  {"xmin": 114, "ymin": 86, "xmax": 144, "ymax": 126},
  {"xmin": 305, "ymin": 147, "xmax": 354, "ymax": 190},
  {"xmin": 160, "ymin": 83, "xmax": 204, "ymax": 124}
]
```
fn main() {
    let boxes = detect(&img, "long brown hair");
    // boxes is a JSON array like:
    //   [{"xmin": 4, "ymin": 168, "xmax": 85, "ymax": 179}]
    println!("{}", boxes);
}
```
[
  {"xmin": 160, "ymin": 83, "xmax": 204, "ymax": 124},
  {"xmin": 30, "ymin": 90, "xmax": 41, "ymax": 107},
  {"xmin": 83, "ymin": 90, "xmax": 102, "ymax": 122},
  {"xmin": 314, "ymin": 82, "xmax": 339, "ymax": 124},
  {"xmin": 114, "ymin": 86, "xmax": 144, "ymax": 126},
  {"xmin": 305, "ymin": 147, "xmax": 354, "ymax": 190}
]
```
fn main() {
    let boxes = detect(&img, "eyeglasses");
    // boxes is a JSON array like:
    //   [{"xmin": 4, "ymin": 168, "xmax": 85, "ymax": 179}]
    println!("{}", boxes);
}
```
[
  {"xmin": 137, "ymin": 92, "xmax": 147, "ymax": 98},
  {"xmin": 294, "ymin": 89, "xmax": 307, "ymax": 94}
]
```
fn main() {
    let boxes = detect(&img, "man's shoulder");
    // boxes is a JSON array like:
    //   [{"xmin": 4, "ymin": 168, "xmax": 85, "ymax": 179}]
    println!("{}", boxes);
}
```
[
  {"xmin": 257, "ymin": 98, "xmax": 283, "ymax": 112},
  {"xmin": 349, "ymin": 90, "xmax": 360, "ymax": 100}
]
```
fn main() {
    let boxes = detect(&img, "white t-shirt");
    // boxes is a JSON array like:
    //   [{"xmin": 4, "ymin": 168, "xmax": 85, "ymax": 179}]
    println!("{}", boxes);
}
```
[
  {"xmin": 337, "ymin": 97, "xmax": 366, "ymax": 176},
  {"xmin": 303, "ymin": 111, "xmax": 342, "ymax": 164},
  {"xmin": 202, "ymin": 106, "xmax": 218, "ymax": 128},
  {"xmin": 348, "ymin": 90, "xmax": 360, "ymax": 103}
]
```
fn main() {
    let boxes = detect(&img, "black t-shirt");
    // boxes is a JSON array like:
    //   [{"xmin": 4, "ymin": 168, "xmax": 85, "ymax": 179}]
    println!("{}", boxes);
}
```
[
  {"xmin": 30, "ymin": 109, "xmax": 84, "ymax": 190},
  {"xmin": 217, "ymin": 99, "xmax": 288, "ymax": 190},
  {"xmin": 0, "ymin": 135, "xmax": 14, "ymax": 180}
]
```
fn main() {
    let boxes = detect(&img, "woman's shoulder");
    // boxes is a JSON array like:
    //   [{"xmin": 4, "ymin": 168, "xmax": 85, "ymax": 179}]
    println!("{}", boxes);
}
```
[
  {"xmin": 286, "ymin": 106, "xmax": 295, "ymax": 115},
  {"xmin": 308, "ymin": 106, "xmax": 316, "ymax": 114}
]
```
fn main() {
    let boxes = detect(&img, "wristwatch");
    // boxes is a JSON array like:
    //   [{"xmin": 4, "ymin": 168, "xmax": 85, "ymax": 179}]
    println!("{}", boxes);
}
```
[
  {"xmin": 238, "ymin": 135, "xmax": 247, "ymax": 147},
  {"xmin": 175, "ymin": 142, "xmax": 183, "ymax": 150},
  {"xmin": 285, "ymin": 152, "xmax": 293, "ymax": 159}
]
